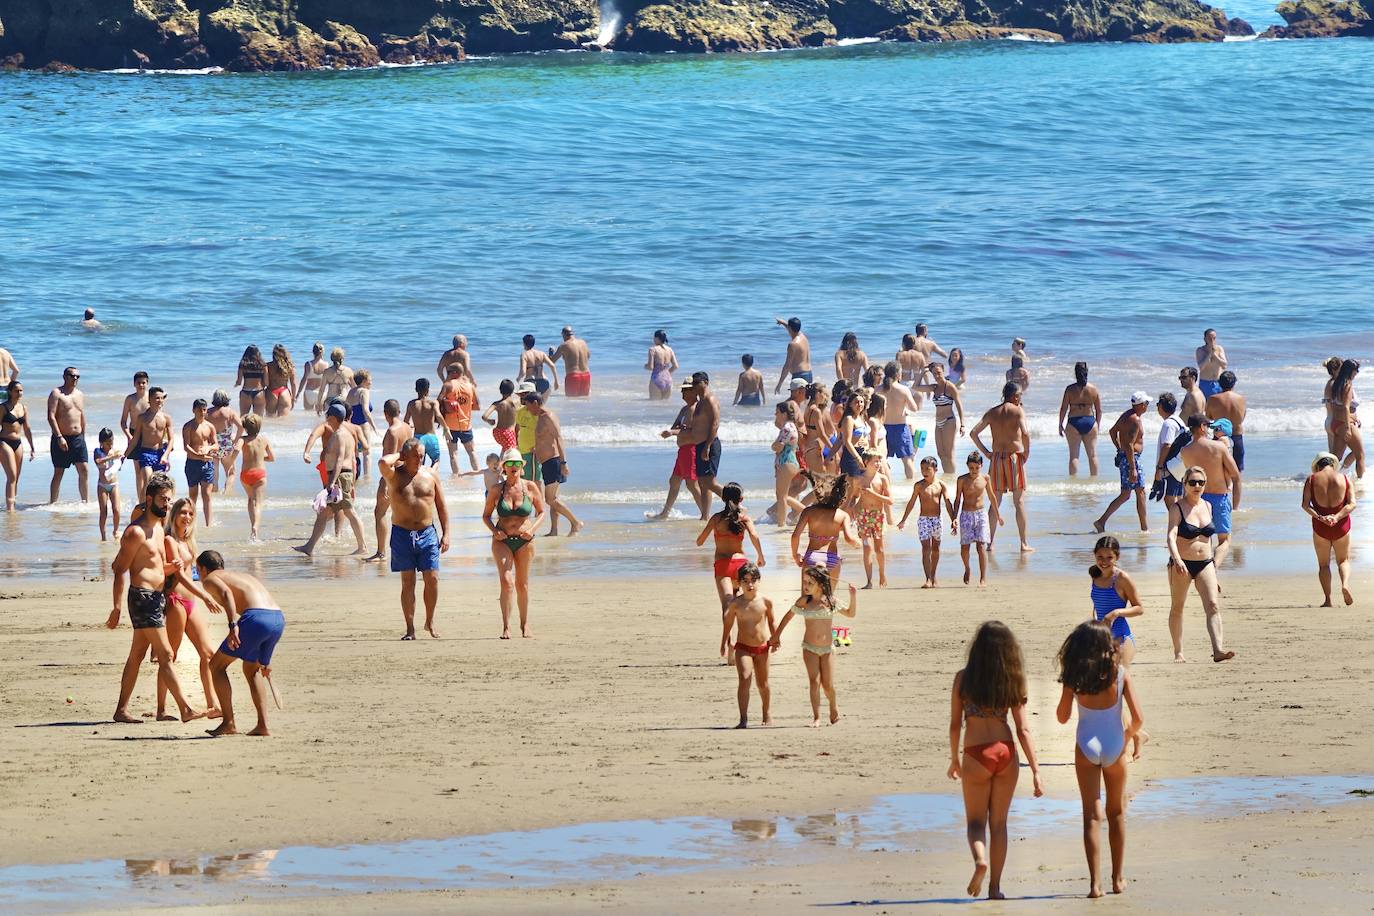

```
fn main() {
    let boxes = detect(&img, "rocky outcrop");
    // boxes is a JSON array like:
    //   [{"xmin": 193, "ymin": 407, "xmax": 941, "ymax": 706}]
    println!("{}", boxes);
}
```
[
  {"xmin": 0, "ymin": 0, "xmax": 1256, "ymax": 70},
  {"xmin": 1261, "ymin": 0, "xmax": 1372, "ymax": 37},
  {"xmin": 0, "ymin": 0, "xmax": 597, "ymax": 70}
]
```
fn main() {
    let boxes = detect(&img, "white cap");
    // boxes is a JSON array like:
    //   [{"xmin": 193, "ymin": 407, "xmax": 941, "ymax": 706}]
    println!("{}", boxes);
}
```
[
  {"xmin": 515, "ymin": 381, "xmax": 536, "ymax": 394},
  {"xmin": 789, "ymin": 378, "xmax": 809, "ymax": 391},
  {"xmin": 1130, "ymin": 391, "xmax": 1150, "ymax": 406}
]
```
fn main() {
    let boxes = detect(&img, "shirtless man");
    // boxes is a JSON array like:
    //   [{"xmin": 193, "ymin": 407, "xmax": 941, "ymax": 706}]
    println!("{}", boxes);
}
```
[
  {"xmin": 898, "ymin": 456, "xmax": 957, "ymax": 588},
  {"xmin": 47, "ymin": 366, "xmax": 89, "ymax": 503},
  {"xmin": 364, "ymin": 400, "xmax": 413, "ymax": 563},
  {"xmin": 527, "ymin": 394, "xmax": 583, "ymax": 536},
  {"xmin": 549, "ymin": 326, "xmax": 592, "ymax": 398},
  {"xmin": 182, "ymin": 398, "xmax": 219, "ymax": 526},
  {"xmin": 1180, "ymin": 413, "xmax": 1242, "ymax": 568},
  {"xmin": 298, "ymin": 343, "xmax": 329, "ymax": 412},
  {"xmin": 293, "ymin": 403, "xmax": 365, "ymax": 557},
  {"xmin": 119, "ymin": 372, "xmax": 150, "ymax": 445},
  {"xmin": 773, "ymin": 317, "xmax": 813, "ymax": 394},
  {"xmin": 436, "ymin": 335, "xmax": 474, "ymax": 385},
  {"xmin": 651, "ymin": 382, "xmax": 702, "ymax": 519},
  {"xmin": 405, "ymin": 379, "xmax": 446, "ymax": 469},
  {"xmin": 518, "ymin": 334, "xmax": 559, "ymax": 401},
  {"xmin": 1205, "ymin": 371, "xmax": 1248, "ymax": 472},
  {"xmin": 1175, "ymin": 366, "xmax": 1205, "ymax": 423},
  {"xmin": 437, "ymin": 366, "xmax": 479, "ymax": 473},
  {"xmin": 81, "ymin": 308, "xmax": 103, "ymax": 331},
  {"xmin": 691, "ymin": 372, "xmax": 723, "ymax": 519},
  {"xmin": 379, "ymin": 440, "xmax": 450, "ymax": 640},
  {"xmin": 969, "ymin": 382, "xmax": 1033, "ymax": 553},
  {"xmin": 1196, "ymin": 328, "xmax": 1227, "ymax": 399},
  {"xmin": 125, "ymin": 386, "xmax": 173, "ymax": 497},
  {"xmin": 912, "ymin": 322, "xmax": 948, "ymax": 361},
  {"xmin": 0, "ymin": 346, "xmax": 17, "ymax": 394},
  {"xmin": 207, "ymin": 390, "xmax": 242, "ymax": 495},
  {"xmin": 880, "ymin": 368, "xmax": 920, "ymax": 479},
  {"xmin": 719, "ymin": 563, "xmax": 775, "ymax": 729},
  {"xmin": 106, "ymin": 473, "xmax": 207, "ymax": 725},
  {"xmin": 197, "ymin": 551, "xmax": 287, "ymax": 737},
  {"xmin": 951, "ymin": 452, "xmax": 992, "ymax": 586},
  {"xmin": 1093, "ymin": 393, "xmax": 1150, "ymax": 533}
]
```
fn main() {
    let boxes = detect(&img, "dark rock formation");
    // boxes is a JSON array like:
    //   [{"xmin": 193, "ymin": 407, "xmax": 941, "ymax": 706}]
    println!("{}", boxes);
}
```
[
  {"xmin": 0, "ymin": 0, "xmax": 1266, "ymax": 71},
  {"xmin": 1261, "ymin": 0, "xmax": 1372, "ymax": 37}
]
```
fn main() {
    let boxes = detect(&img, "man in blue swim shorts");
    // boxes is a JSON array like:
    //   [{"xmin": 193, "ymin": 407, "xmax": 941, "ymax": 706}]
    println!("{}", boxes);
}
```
[
  {"xmin": 1094, "ymin": 392, "xmax": 1150, "ymax": 533},
  {"xmin": 380, "ymin": 439, "xmax": 450, "ymax": 641},
  {"xmin": 197, "ymin": 550, "xmax": 285, "ymax": 737},
  {"xmin": 125, "ymin": 386, "xmax": 173, "ymax": 497},
  {"xmin": 182, "ymin": 398, "xmax": 218, "ymax": 526},
  {"xmin": 1195, "ymin": 327, "xmax": 1227, "ymax": 399},
  {"xmin": 1180, "ymin": 413, "xmax": 1242, "ymax": 568}
]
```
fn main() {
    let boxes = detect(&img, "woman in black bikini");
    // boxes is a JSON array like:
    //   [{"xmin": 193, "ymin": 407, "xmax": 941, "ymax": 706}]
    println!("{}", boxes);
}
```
[
  {"xmin": 1165, "ymin": 465, "xmax": 1233, "ymax": 663},
  {"xmin": 1, "ymin": 381, "xmax": 35, "ymax": 511},
  {"xmin": 235, "ymin": 345, "xmax": 267, "ymax": 417},
  {"xmin": 482, "ymin": 448, "xmax": 546, "ymax": 639}
]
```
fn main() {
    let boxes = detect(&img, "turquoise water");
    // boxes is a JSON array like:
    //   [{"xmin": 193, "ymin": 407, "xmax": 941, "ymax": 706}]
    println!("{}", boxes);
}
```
[{"xmin": 1, "ymin": 37, "xmax": 1371, "ymax": 581}]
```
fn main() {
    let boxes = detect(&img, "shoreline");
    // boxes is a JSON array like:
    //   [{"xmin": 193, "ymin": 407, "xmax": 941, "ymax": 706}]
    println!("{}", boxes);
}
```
[{"xmin": 3, "ymin": 572, "xmax": 1368, "ymax": 873}]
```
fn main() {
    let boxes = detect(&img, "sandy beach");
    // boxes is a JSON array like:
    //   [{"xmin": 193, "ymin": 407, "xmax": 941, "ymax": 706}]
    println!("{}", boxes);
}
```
[{"xmin": 2, "ymin": 563, "xmax": 1370, "ymax": 911}]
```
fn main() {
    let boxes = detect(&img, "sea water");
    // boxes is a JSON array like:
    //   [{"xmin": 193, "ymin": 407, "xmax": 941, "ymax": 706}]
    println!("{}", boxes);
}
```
[{"xmin": 1, "ymin": 35, "xmax": 1371, "ymax": 582}]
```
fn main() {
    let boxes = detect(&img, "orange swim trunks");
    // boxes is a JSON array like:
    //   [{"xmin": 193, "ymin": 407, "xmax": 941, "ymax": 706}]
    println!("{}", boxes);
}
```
[
  {"xmin": 989, "ymin": 451, "xmax": 1026, "ymax": 496},
  {"xmin": 565, "ymin": 371, "xmax": 591, "ymax": 398}
]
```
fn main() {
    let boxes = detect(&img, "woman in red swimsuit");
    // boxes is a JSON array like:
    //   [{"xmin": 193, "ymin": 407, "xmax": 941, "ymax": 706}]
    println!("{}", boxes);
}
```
[
  {"xmin": 696, "ymin": 483, "xmax": 765, "ymax": 642},
  {"xmin": 947, "ymin": 620, "xmax": 1045, "ymax": 900},
  {"xmin": 1303, "ymin": 452, "xmax": 1356, "ymax": 607}
]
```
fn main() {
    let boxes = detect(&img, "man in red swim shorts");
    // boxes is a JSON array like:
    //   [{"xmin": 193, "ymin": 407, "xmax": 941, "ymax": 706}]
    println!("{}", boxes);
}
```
[
  {"xmin": 651, "ymin": 382, "xmax": 702, "ymax": 519},
  {"xmin": 549, "ymin": 326, "xmax": 592, "ymax": 399},
  {"xmin": 970, "ymin": 382, "xmax": 1033, "ymax": 554}
]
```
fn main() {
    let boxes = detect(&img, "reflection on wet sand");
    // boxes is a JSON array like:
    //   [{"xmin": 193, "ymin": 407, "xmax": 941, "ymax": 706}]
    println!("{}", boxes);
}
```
[{"xmin": 125, "ymin": 850, "xmax": 279, "ymax": 883}]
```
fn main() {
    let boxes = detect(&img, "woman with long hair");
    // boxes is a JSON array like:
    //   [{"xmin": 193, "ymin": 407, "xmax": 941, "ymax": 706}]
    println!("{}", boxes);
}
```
[
  {"xmin": 235, "ymin": 345, "xmax": 267, "ymax": 416},
  {"xmin": 834, "ymin": 332, "xmax": 868, "ymax": 387},
  {"xmin": 769, "ymin": 402, "xmax": 806, "ymax": 525},
  {"xmin": 947, "ymin": 348, "xmax": 968, "ymax": 388},
  {"xmin": 299, "ymin": 342, "xmax": 328, "ymax": 412},
  {"xmin": 1330, "ymin": 359, "xmax": 1363, "ymax": 478},
  {"xmin": 947, "ymin": 621, "xmax": 1044, "ymax": 900},
  {"xmin": 482, "ymin": 448, "xmax": 547, "ymax": 639},
  {"xmin": 265, "ymin": 343, "xmax": 297, "ymax": 418},
  {"xmin": 790, "ymin": 475, "xmax": 858, "ymax": 589},
  {"xmin": 320, "ymin": 347, "xmax": 352, "ymax": 415}
]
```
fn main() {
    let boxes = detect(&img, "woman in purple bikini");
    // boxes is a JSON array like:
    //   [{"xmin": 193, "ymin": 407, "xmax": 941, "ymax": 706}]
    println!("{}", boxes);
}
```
[{"xmin": 790, "ymin": 475, "xmax": 858, "ymax": 590}]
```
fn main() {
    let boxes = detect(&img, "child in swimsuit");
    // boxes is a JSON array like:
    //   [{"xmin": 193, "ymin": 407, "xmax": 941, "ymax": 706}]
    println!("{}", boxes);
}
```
[
  {"xmin": 771, "ymin": 567, "xmax": 856, "ymax": 727},
  {"xmin": 852, "ymin": 449, "xmax": 892, "ymax": 590},
  {"xmin": 948, "ymin": 620, "xmax": 1044, "ymax": 900},
  {"xmin": 898, "ymin": 457, "xmax": 958, "ymax": 588},
  {"xmin": 696, "ymin": 483, "xmax": 766, "ymax": 652},
  {"xmin": 952, "ymin": 452, "xmax": 992, "ymax": 587},
  {"xmin": 93, "ymin": 428, "xmax": 121, "ymax": 542},
  {"xmin": 238, "ymin": 414, "xmax": 274, "ymax": 540},
  {"xmin": 1056, "ymin": 621, "xmax": 1146, "ymax": 900},
  {"xmin": 719, "ymin": 563, "xmax": 776, "ymax": 728}
]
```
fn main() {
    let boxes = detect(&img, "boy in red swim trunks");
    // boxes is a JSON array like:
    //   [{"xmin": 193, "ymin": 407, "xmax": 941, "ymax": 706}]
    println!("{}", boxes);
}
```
[{"xmin": 719, "ymin": 563, "xmax": 776, "ymax": 729}]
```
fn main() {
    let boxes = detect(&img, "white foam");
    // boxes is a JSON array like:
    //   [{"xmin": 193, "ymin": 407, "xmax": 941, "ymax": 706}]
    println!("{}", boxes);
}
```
[{"xmin": 836, "ymin": 37, "xmax": 882, "ymax": 46}]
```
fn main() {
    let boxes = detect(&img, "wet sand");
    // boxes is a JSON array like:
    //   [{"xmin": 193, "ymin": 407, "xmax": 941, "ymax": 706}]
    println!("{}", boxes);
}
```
[{"xmin": 1, "ymin": 568, "xmax": 1370, "ymax": 909}]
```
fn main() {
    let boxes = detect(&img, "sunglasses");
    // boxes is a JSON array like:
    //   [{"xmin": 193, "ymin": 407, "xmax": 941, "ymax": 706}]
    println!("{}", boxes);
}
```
[
  {"xmin": 1186, "ymin": 479, "xmax": 1206, "ymax": 487},
  {"xmin": 67, "ymin": 374, "xmax": 80, "ymax": 379},
  {"xmin": 502, "ymin": 462, "xmax": 523, "ymax": 470}
]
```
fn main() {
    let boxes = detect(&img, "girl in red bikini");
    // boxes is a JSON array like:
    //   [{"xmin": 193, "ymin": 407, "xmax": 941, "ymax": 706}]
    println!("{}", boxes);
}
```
[
  {"xmin": 696, "ymin": 484, "xmax": 765, "ymax": 660},
  {"xmin": 158, "ymin": 498, "xmax": 223, "ymax": 720},
  {"xmin": 947, "ymin": 620, "xmax": 1044, "ymax": 900}
]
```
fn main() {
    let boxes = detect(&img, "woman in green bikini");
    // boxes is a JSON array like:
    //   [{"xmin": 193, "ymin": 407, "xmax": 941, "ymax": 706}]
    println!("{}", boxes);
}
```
[
  {"xmin": 771, "ymin": 566, "xmax": 857, "ymax": 727},
  {"xmin": 483, "ymin": 448, "xmax": 547, "ymax": 639}
]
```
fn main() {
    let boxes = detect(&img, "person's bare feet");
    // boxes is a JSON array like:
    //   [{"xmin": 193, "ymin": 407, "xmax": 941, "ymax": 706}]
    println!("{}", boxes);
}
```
[
  {"xmin": 181, "ymin": 707, "xmax": 206, "ymax": 723},
  {"xmin": 291, "ymin": 545, "xmax": 313, "ymax": 557},
  {"xmin": 521, "ymin": 626, "xmax": 534, "ymax": 638},
  {"xmin": 861, "ymin": 583, "xmax": 873, "ymax": 590},
  {"xmin": 878, "ymin": 577, "xmax": 887, "ymax": 588},
  {"xmin": 1021, "ymin": 543, "xmax": 1035, "ymax": 553},
  {"xmin": 988, "ymin": 887, "xmax": 1005, "ymax": 900},
  {"xmin": 207, "ymin": 721, "xmax": 237, "ymax": 737},
  {"xmin": 809, "ymin": 718, "xmax": 821, "ymax": 728},
  {"xmin": 570, "ymin": 521, "xmax": 584, "ymax": 536},
  {"xmin": 1174, "ymin": 652, "xmax": 1187, "ymax": 663},
  {"xmin": 401, "ymin": 632, "xmax": 416, "ymax": 641},
  {"xmin": 156, "ymin": 713, "xmax": 178, "ymax": 722},
  {"xmin": 968, "ymin": 861, "xmax": 988, "ymax": 897},
  {"xmin": 362, "ymin": 551, "xmax": 384, "ymax": 562},
  {"xmin": 545, "ymin": 528, "xmax": 559, "ymax": 537},
  {"xmin": 735, "ymin": 721, "xmax": 748, "ymax": 730},
  {"xmin": 920, "ymin": 581, "xmax": 930, "ymax": 589},
  {"xmin": 425, "ymin": 624, "xmax": 441, "ymax": 639},
  {"xmin": 829, "ymin": 710, "xmax": 840, "ymax": 725},
  {"xmin": 1321, "ymin": 597, "xmax": 1333, "ymax": 608},
  {"xmin": 500, "ymin": 629, "xmax": 511, "ymax": 640},
  {"xmin": 246, "ymin": 725, "xmax": 271, "ymax": 737},
  {"xmin": 1088, "ymin": 884, "xmax": 1103, "ymax": 899},
  {"xmin": 1093, "ymin": 519, "xmax": 1106, "ymax": 533},
  {"xmin": 205, "ymin": 708, "xmax": 223, "ymax": 719},
  {"xmin": 1343, "ymin": 587, "xmax": 1354, "ymax": 606},
  {"xmin": 963, "ymin": 568, "xmax": 971, "ymax": 585},
  {"xmin": 1213, "ymin": 650, "xmax": 1236, "ymax": 662},
  {"xmin": 113, "ymin": 710, "xmax": 142, "ymax": 724},
  {"xmin": 1112, "ymin": 876, "xmax": 1127, "ymax": 894},
  {"xmin": 761, "ymin": 717, "xmax": 772, "ymax": 726},
  {"xmin": 350, "ymin": 546, "xmax": 368, "ymax": 556}
]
